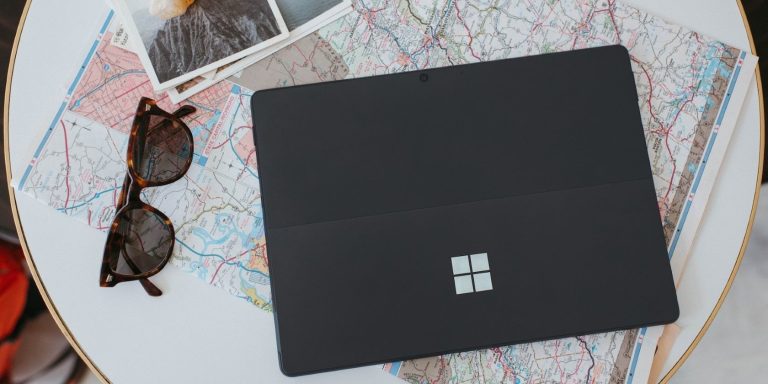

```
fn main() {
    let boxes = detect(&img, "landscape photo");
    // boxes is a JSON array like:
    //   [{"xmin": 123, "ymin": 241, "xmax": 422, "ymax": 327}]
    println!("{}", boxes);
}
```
[
  {"xmin": 120, "ymin": 0, "xmax": 288, "ymax": 87},
  {"xmin": 275, "ymin": 0, "xmax": 344, "ymax": 30},
  {"xmin": 167, "ymin": 0, "xmax": 351, "ymax": 102}
]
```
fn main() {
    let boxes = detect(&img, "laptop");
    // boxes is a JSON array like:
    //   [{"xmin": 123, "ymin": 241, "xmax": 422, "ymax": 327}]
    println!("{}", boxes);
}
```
[{"xmin": 250, "ymin": 45, "xmax": 679, "ymax": 376}]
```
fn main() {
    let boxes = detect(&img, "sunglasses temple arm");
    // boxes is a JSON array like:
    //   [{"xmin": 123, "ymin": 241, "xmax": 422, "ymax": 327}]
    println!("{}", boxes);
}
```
[
  {"xmin": 139, "ymin": 278, "xmax": 163, "ymax": 297},
  {"xmin": 119, "ymin": 244, "xmax": 163, "ymax": 296},
  {"xmin": 124, "ymin": 258, "xmax": 163, "ymax": 296},
  {"xmin": 173, "ymin": 105, "xmax": 196, "ymax": 119}
]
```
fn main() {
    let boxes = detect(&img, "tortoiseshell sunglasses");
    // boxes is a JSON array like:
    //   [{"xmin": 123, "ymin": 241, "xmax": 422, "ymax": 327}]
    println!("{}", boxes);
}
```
[{"xmin": 100, "ymin": 97, "xmax": 196, "ymax": 296}]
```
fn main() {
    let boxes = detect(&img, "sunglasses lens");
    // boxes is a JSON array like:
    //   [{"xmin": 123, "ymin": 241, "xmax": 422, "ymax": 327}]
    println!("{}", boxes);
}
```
[
  {"xmin": 134, "ymin": 113, "xmax": 193, "ymax": 184},
  {"xmin": 109, "ymin": 207, "xmax": 174, "ymax": 277}
]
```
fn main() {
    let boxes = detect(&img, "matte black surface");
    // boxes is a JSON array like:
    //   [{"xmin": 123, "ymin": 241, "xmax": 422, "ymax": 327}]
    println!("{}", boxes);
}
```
[{"xmin": 251, "ymin": 45, "xmax": 679, "ymax": 376}]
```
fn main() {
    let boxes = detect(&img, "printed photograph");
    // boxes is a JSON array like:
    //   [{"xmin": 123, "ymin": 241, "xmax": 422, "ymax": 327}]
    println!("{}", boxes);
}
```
[
  {"xmin": 275, "ymin": 0, "xmax": 344, "ymax": 31},
  {"xmin": 118, "ymin": 0, "xmax": 288, "ymax": 87},
  {"xmin": 167, "ymin": 0, "xmax": 351, "ymax": 102}
]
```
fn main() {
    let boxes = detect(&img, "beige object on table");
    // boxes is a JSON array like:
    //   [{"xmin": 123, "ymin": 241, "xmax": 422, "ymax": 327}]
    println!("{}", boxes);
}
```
[{"xmin": 149, "ymin": 0, "xmax": 195, "ymax": 20}]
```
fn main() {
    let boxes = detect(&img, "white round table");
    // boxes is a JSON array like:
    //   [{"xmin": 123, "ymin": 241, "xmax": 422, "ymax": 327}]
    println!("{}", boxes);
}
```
[{"xmin": 4, "ymin": 0, "xmax": 763, "ymax": 383}]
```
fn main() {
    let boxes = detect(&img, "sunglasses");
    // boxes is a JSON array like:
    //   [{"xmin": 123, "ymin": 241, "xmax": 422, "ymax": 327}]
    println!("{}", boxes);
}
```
[{"xmin": 99, "ymin": 97, "xmax": 196, "ymax": 296}]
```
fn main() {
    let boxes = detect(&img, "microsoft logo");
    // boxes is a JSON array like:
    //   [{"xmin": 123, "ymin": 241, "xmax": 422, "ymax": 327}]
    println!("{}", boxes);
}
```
[{"xmin": 451, "ymin": 253, "xmax": 493, "ymax": 294}]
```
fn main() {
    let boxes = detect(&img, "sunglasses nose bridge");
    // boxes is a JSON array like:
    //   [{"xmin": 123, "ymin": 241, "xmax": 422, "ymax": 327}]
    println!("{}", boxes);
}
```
[{"xmin": 122, "ymin": 177, "xmax": 144, "ymax": 204}]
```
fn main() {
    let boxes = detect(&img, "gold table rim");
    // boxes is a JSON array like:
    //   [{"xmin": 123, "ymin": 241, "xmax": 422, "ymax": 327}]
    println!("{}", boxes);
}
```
[
  {"xmin": 3, "ymin": 1, "xmax": 764, "ymax": 383},
  {"xmin": 659, "ymin": 0, "xmax": 764, "ymax": 382}
]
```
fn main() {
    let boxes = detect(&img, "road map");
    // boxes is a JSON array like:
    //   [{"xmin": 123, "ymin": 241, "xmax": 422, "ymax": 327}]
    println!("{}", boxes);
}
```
[{"xmin": 13, "ymin": 0, "xmax": 757, "ymax": 383}]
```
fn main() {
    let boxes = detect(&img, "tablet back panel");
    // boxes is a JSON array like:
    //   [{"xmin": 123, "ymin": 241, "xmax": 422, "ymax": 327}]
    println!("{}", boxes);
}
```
[{"xmin": 251, "ymin": 45, "xmax": 679, "ymax": 376}]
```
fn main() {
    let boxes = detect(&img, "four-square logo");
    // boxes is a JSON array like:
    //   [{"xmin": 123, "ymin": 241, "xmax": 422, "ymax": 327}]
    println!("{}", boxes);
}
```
[{"xmin": 451, "ymin": 253, "xmax": 492, "ymax": 294}]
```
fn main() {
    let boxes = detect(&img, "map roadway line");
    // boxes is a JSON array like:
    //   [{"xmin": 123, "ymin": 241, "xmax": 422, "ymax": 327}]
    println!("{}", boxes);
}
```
[
  {"xmin": 226, "ymin": 88, "xmax": 259, "ymax": 180},
  {"xmin": 175, "ymin": 238, "xmax": 268, "ymax": 277},
  {"xmin": 57, "ymin": 187, "xmax": 117, "ymax": 212},
  {"xmin": 60, "ymin": 120, "xmax": 72, "ymax": 211},
  {"xmin": 70, "ymin": 69, "xmax": 145, "ymax": 110}
]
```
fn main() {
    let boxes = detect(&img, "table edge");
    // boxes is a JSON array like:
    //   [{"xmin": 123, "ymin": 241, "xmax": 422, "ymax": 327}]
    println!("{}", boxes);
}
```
[
  {"xmin": 2, "ymin": 1, "xmax": 112, "ymax": 383},
  {"xmin": 2, "ymin": 1, "xmax": 763, "ymax": 384},
  {"xmin": 657, "ymin": 1, "xmax": 765, "ymax": 382}
]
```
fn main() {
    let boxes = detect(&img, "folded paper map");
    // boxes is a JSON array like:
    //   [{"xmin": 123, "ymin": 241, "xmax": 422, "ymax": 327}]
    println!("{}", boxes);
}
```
[{"xmin": 14, "ymin": 0, "xmax": 757, "ymax": 383}]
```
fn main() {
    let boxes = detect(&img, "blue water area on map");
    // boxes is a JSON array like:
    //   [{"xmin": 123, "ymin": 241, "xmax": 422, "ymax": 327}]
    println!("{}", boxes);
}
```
[
  {"xmin": 103, "ymin": 63, "xmax": 110, "ymax": 72},
  {"xmin": 192, "ymin": 213, "xmax": 262, "ymax": 249},
  {"xmin": 678, "ymin": 44, "xmax": 735, "ymax": 123},
  {"xmin": 181, "ymin": 208, "xmax": 268, "ymax": 283}
]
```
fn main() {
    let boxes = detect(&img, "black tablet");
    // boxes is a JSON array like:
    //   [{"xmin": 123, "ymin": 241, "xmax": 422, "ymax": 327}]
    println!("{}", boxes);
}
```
[{"xmin": 251, "ymin": 45, "xmax": 678, "ymax": 376}]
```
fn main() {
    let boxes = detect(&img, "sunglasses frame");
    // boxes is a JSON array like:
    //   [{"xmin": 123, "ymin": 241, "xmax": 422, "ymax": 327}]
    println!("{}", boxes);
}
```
[{"xmin": 99, "ymin": 97, "xmax": 195, "ymax": 296}]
